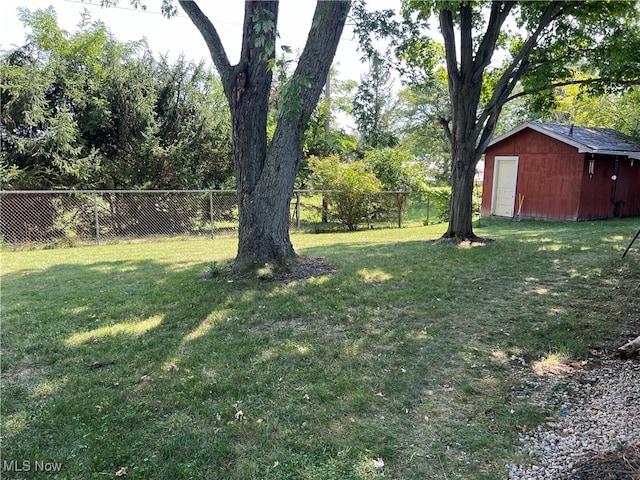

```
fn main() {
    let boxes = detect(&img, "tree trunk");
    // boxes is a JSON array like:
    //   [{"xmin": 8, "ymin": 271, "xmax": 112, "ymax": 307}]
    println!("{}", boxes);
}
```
[
  {"xmin": 444, "ymin": 144, "xmax": 480, "ymax": 240},
  {"xmin": 617, "ymin": 335, "xmax": 640, "ymax": 359},
  {"xmin": 234, "ymin": 127, "xmax": 300, "ymax": 272},
  {"xmin": 179, "ymin": 1, "xmax": 350, "ymax": 274}
]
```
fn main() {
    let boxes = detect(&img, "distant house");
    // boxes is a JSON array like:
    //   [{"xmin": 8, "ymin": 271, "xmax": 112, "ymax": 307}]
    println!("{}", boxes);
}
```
[{"xmin": 481, "ymin": 122, "xmax": 640, "ymax": 221}]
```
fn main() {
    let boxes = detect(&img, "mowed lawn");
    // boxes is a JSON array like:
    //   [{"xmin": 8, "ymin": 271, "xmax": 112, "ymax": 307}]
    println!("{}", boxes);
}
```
[{"xmin": 2, "ymin": 219, "xmax": 639, "ymax": 479}]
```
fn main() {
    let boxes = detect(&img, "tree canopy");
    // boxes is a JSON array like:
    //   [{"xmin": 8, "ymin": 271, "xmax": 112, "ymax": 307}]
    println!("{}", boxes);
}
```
[
  {"xmin": 0, "ymin": 7, "xmax": 233, "ymax": 190},
  {"xmin": 361, "ymin": 0, "xmax": 640, "ymax": 240}
]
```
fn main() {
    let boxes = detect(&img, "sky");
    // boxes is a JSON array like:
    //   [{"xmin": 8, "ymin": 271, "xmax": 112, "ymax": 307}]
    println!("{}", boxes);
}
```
[{"xmin": 1, "ymin": 0, "xmax": 401, "ymax": 86}]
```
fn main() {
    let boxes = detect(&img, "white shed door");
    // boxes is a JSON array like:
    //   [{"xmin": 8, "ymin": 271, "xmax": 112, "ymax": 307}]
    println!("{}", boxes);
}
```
[{"xmin": 492, "ymin": 157, "xmax": 518, "ymax": 217}]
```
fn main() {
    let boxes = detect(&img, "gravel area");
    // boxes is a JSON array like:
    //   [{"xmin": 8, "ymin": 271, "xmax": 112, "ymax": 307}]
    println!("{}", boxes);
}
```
[{"xmin": 508, "ymin": 355, "xmax": 640, "ymax": 479}]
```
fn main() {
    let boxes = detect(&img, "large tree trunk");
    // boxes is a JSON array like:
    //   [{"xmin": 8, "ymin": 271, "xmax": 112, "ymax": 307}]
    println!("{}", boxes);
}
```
[
  {"xmin": 438, "ymin": 6, "xmax": 485, "ymax": 242},
  {"xmin": 234, "ymin": 127, "xmax": 300, "ymax": 271},
  {"xmin": 444, "ymin": 144, "xmax": 481, "ymax": 240},
  {"xmin": 179, "ymin": 1, "xmax": 350, "ymax": 274}
]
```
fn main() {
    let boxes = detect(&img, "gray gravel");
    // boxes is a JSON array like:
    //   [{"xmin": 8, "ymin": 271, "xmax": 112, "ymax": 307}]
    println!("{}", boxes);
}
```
[{"xmin": 507, "ymin": 356, "xmax": 640, "ymax": 479}]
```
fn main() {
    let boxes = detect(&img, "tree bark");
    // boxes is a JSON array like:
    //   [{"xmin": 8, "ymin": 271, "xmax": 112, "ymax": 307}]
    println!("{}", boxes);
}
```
[
  {"xmin": 437, "ymin": 1, "xmax": 562, "ymax": 242},
  {"xmin": 179, "ymin": 1, "xmax": 351, "ymax": 273},
  {"xmin": 445, "ymin": 143, "xmax": 480, "ymax": 240},
  {"xmin": 617, "ymin": 335, "xmax": 640, "ymax": 359}
]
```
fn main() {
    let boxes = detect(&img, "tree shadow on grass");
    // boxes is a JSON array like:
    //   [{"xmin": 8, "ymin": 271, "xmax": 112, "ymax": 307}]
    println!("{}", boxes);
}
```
[
  {"xmin": 2, "ymin": 232, "xmax": 637, "ymax": 479},
  {"xmin": 1, "ymin": 248, "xmax": 508, "ymax": 479}
]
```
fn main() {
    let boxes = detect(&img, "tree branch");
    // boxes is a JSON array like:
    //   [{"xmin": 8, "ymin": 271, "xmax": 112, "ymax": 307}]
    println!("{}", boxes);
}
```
[
  {"xmin": 507, "ymin": 77, "xmax": 640, "ymax": 103},
  {"xmin": 439, "ymin": 9, "xmax": 459, "ymax": 83},
  {"xmin": 473, "ymin": 1, "xmax": 516, "ymax": 82},
  {"xmin": 459, "ymin": 4, "xmax": 474, "ymax": 75},
  {"xmin": 178, "ymin": 1, "xmax": 233, "ymax": 87},
  {"xmin": 290, "ymin": 1, "xmax": 351, "ymax": 117},
  {"xmin": 475, "ymin": 1, "xmax": 565, "ymax": 149}
]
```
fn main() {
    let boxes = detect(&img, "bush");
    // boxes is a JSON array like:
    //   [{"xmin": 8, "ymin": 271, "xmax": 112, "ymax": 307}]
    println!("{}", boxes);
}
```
[
  {"xmin": 423, "ymin": 185, "xmax": 482, "ymax": 224},
  {"xmin": 424, "ymin": 187, "xmax": 451, "ymax": 223},
  {"xmin": 309, "ymin": 155, "xmax": 382, "ymax": 231}
]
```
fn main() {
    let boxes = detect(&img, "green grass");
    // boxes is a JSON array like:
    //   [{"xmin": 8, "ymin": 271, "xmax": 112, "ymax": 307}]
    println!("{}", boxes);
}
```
[{"xmin": 2, "ymin": 219, "xmax": 639, "ymax": 479}]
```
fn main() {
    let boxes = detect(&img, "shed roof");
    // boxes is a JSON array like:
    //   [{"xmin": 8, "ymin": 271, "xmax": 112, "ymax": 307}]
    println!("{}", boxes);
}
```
[{"xmin": 488, "ymin": 122, "xmax": 640, "ymax": 160}]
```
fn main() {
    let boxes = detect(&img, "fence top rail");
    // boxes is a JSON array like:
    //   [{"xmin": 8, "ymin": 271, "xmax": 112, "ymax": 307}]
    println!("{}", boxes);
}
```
[
  {"xmin": 1, "ymin": 189, "xmax": 417, "ymax": 195},
  {"xmin": 0, "ymin": 189, "xmax": 238, "ymax": 195}
]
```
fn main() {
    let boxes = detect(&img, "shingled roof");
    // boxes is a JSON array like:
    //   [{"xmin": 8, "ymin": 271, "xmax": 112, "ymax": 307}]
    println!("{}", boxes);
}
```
[{"xmin": 488, "ymin": 122, "xmax": 640, "ymax": 160}]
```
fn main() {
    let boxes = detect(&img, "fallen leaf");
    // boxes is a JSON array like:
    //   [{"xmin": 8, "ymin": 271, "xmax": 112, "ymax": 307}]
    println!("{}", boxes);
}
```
[
  {"xmin": 115, "ymin": 466, "xmax": 128, "ymax": 476},
  {"xmin": 171, "ymin": 363, "xmax": 179, "ymax": 371},
  {"xmin": 96, "ymin": 405, "xmax": 104, "ymax": 412},
  {"xmin": 140, "ymin": 375, "xmax": 150, "ymax": 382},
  {"xmin": 373, "ymin": 458, "xmax": 384, "ymax": 468}
]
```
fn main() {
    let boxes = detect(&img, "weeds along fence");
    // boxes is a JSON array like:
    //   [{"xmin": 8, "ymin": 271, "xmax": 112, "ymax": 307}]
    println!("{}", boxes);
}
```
[{"xmin": 0, "ymin": 190, "xmax": 434, "ymax": 247}]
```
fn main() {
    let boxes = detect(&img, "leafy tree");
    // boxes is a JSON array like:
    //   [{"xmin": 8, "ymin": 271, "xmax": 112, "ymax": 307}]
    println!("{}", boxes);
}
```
[
  {"xmin": 1, "ymin": 8, "xmax": 233, "ymax": 190},
  {"xmin": 352, "ymin": 56, "xmax": 398, "ymax": 149},
  {"xmin": 1, "ymin": 8, "xmax": 111, "ymax": 188},
  {"xmin": 309, "ymin": 154, "xmax": 381, "ymax": 230},
  {"xmin": 148, "ymin": 56, "xmax": 233, "ymax": 189},
  {"xmin": 535, "ymin": 84, "xmax": 640, "ymax": 139},
  {"xmin": 364, "ymin": 147, "xmax": 425, "ymax": 192},
  {"xmin": 361, "ymin": 0, "xmax": 640, "ymax": 241},
  {"xmin": 394, "ymin": 67, "xmax": 451, "ymax": 185},
  {"xmin": 269, "ymin": 50, "xmax": 358, "ymax": 188},
  {"xmin": 175, "ymin": 1, "xmax": 352, "ymax": 272}
]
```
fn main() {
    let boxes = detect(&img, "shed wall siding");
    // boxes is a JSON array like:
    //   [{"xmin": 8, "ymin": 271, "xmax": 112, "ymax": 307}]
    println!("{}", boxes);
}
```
[
  {"xmin": 577, "ymin": 155, "xmax": 619, "ymax": 220},
  {"xmin": 483, "ymin": 129, "xmax": 584, "ymax": 220}
]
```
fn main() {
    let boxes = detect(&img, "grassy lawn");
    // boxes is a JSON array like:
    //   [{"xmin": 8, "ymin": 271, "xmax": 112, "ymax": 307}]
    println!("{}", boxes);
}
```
[{"xmin": 2, "ymin": 219, "xmax": 639, "ymax": 479}]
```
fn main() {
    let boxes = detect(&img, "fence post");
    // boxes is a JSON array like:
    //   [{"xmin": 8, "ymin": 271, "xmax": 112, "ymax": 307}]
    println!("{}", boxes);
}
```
[
  {"xmin": 426, "ymin": 193, "xmax": 430, "ymax": 226},
  {"xmin": 296, "ymin": 192, "xmax": 301, "ymax": 230},
  {"xmin": 209, "ymin": 191, "xmax": 215, "ymax": 239},
  {"xmin": 93, "ymin": 191, "xmax": 100, "ymax": 245},
  {"xmin": 397, "ymin": 192, "xmax": 402, "ymax": 229}
]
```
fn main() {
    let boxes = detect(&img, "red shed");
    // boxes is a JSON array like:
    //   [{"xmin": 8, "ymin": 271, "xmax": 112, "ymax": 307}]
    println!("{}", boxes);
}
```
[{"xmin": 481, "ymin": 122, "xmax": 640, "ymax": 221}]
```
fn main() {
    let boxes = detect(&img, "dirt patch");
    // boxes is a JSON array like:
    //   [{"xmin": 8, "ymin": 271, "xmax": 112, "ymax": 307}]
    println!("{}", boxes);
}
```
[
  {"xmin": 427, "ymin": 236, "xmax": 496, "ymax": 246},
  {"xmin": 1, "ymin": 367, "xmax": 40, "ymax": 381},
  {"xmin": 275, "ymin": 256, "xmax": 337, "ymax": 282}
]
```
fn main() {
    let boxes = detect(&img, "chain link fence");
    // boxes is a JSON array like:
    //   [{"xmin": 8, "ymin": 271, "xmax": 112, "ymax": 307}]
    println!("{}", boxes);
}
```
[{"xmin": 0, "ymin": 190, "xmax": 431, "ymax": 247}]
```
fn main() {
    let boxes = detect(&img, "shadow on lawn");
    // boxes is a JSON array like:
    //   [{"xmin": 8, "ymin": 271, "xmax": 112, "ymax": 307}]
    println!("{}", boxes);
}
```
[{"xmin": 2, "ymin": 230, "xmax": 637, "ymax": 478}]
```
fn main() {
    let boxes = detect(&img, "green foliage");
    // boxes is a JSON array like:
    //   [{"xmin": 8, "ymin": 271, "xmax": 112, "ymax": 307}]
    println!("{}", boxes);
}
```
[
  {"xmin": 0, "ymin": 8, "xmax": 233, "ymax": 190},
  {"xmin": 424, "ymin": 186, "xmax": 451, "ymax": 223},
  {"xmin": 533, "ymin": 84, "xmax": 640, "ymax": 140},
  {"xmin": 309, "ymin": 155, "xmax": 382, "ymax": 230},
  {"xmin": 352, "ymin": 57, "xmax": 398, "ymax": 149},
  {"xmin": 423, "ymin": 185, "xmax": 481, "ymax": 223},
  {"xmin": 267, "ymin": 51, "xmax": 359, "ymax": 189},
  {"xmin": 364, "ymin": 148, "xmax": 425, "ymax": 192},
  {"xmin": 251, "ymin": 7, "xmax": 277, "ymax": 63},
  {"xmin": 395, "ymin": 69, "xmax": 452, "ymax": 185}
]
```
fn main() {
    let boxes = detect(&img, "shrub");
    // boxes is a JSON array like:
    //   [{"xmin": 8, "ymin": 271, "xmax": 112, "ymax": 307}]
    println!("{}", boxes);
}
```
[
  {"xmin": 423, "ymin": 185, "xmax": 482, "ymax": 223},
  {"xmin": 309, "ymin": 155, "xmax": 382, "ymax": 231},
  {"xmin": 424, "ymin": 187, "xmax": 451, "ymax": 223}
]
